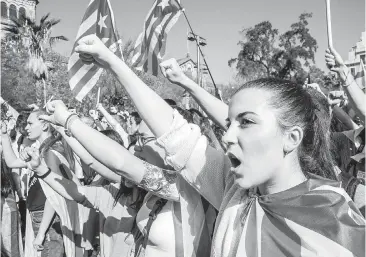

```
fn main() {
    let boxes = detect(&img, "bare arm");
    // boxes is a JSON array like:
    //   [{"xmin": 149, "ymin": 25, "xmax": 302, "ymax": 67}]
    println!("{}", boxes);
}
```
[
  {"xmin": 1, "ymin": 132, "xmax": 26, "ymax": 169},
  {"xmin": 38, "ymin": 164, "xmax": 86, "ymax": 202},
  {"xmin": 326, "ymin": 47, "xmax": 365, "ymax": 121},
  {"xmin": 157, "ymin": 58, "xmax": 228, "ymax": 130},
  {"xmin": 34, "ymin": 200, "xmax": 56, "ymax": 245},
  {"xmin": 97, "ymin": 104, "xmax": 129, "ymax": 147},
  {"xmin": 71, "ymin": 35, "xmax": 174, "ymax": 138},
  {"xmin": 340, "ymin": 68, "xmax": 365, "ymax": 120},
  {"xmin": 56, "ymin": 127, "xmax": 121, "ymax": 183},
  {"xmin": 332, "ymin": 106, "xmax": 359, "ymax": 130}
]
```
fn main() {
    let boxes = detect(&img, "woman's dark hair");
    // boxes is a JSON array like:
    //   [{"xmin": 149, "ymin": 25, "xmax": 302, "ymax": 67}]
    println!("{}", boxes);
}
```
[
  {"xmin": 100, "ymin": 129, "xmax": 124, "ymax": 147},
  {"xmin": 175, "ymin": 107, "xmax": 193, "ymax": 123},
  {"xmin": 130, "ymin": 112, "xmax": 142, "ymax": 126},
  {"xmin": 96, "ymin": 129, "xmax": 143, "ymax": 206},
  {"xmin": 16, "ymin": 113, "xmax": 29, "ymax": 136},
  {"xmin": 235, "ymin": 78, "xmax": 337, "ymax": 180},
  {"xmin": 1, "ymin": 158, "xmax": 14, "ymax": 198}
]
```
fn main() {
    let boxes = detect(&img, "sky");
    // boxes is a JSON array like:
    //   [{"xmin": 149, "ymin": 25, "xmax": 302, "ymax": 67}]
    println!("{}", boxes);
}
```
[{"xmin": 37, "ymin": 0, "xmax": 365, "ymax": 84}]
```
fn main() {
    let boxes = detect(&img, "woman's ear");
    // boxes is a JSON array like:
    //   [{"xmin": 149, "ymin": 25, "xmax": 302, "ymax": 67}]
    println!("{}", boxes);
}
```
[
  {"xmin": 283, "ymin": 126, "xmax": 303, "ymax": 155},
  {"xmin": 41, "ymin": 121, "xmax": 50, "ymax": 132}
]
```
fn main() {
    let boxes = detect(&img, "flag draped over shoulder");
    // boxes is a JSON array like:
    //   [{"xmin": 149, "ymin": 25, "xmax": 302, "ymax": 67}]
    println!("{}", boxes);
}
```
[
  {"xmin": 236, "ymin": 176, "xmax": 365, "ymax": 257},
  {"xmin": 68, "ymin": 0, "xmax": 123, "ymax": 102},
  {"xmin": 131, "ymin": 0, "xmax": 181, "ymax": 76}
]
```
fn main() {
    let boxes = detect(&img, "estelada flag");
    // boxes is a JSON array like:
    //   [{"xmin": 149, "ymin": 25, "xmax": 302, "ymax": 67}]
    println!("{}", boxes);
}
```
[
  {"xmin": 131, "ymin": 0, "xmax": 181, "ymax": 76},
  {"xmin": 68, "ymin": 0, "xmax": 123, "ymax": 101}
]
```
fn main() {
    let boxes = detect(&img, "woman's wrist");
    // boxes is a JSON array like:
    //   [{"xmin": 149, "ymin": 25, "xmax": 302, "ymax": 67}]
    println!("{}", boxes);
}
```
[
  {"xmin": 60, "ymin": 111, "xmax": 73, "ymax": 127},
  {"xmin": 105, "ymin": 51, "xmax": 121, "ymax": 71},
  {"xmin": 35, "ymin": 164, "xmax": 49, "ymax": 177},
  {"xmin": 338, "ymin": 65, "xmax": 350, "ymax": 83}
]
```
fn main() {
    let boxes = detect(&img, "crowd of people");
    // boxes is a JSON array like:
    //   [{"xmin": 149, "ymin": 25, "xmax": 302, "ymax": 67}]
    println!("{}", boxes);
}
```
[{"xmin": 0, "ymin": 34, "xmax": 365, "ymax": 257}]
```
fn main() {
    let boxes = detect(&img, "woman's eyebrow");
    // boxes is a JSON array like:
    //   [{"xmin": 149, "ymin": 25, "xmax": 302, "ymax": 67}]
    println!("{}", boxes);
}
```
[{"xmin": 236, "ymin": 111, "xmax": 257, "ymax": 120}]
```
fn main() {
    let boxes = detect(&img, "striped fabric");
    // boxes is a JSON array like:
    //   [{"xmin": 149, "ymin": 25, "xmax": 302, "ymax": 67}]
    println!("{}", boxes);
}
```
[
  {"xmin": 68, "ymin": 0, "xmax": 123, "ymax": 102},
  {"xmin": 235, "ymin": 177, "xmax": 365, "ymax": 257},
  {"xmin": 355, "ymin": 59, "xmax": 365, "ymax": 90},
  {"xmin": 131, "ymin": 0, "xmax": 181, "ymax": 76}
]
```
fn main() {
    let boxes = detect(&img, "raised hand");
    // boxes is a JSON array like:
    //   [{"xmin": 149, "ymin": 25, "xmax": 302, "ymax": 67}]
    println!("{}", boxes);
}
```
[
  {"xmin": 325, "ymin": 46, "xmax": 348, "ymax": 81},
  {"xmin": 159, "ymin": 58, "xmax": 189, "ymax": 86},
  {"xmin": 39, "ymin": 100, "xmax": 71, "ymax": 127},
  {"xmin": 75, "ymin": 34, "xmax": 115, "ymax": 69},
  {"xmin": 89, "ymin": 109, "xmax": 99, "ymax": 120},
  {"xmin": 328, "ymin": 90, "xmax": 347, "ymax": 108}
]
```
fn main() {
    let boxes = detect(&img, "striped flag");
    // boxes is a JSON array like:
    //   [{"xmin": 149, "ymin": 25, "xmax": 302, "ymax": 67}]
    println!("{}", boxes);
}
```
[
  {"xmin": 131, "ymin": 0, "xmax": 181, "ymax": 76},
  {"xmin": 234, "ymin": 175, "xmax": 365, "ymax": 257},
  {"xmin": 355, "ymin": 59, "xmax": 365, "ymax": 90},
  {"xmin": 68, "ymin": 0, "xmax": 123, "ymax": 102}
]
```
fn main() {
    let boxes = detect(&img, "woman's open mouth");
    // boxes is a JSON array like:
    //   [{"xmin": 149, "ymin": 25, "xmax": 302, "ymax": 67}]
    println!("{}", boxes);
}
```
[{"xmin": 227, "ymin": 152, "xmax": 241, "ymax": 169}]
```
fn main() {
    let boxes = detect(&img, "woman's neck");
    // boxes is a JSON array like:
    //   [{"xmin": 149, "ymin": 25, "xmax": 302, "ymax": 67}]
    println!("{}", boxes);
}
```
[
  {"xmin": 37, "ymin": 133, "xmax": 52, "ymax": 145},
  {"xmin": 259, "ymin": 155, "xmax": 306, "ymax": 195}
]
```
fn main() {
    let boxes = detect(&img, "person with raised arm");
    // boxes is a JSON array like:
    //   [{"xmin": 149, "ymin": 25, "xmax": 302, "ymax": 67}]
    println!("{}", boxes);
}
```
[
  {"xmin": 96, "ymin": 103, "xmax": 129, "ymax": 148},
  {"xmin": 21, "ymin": 129, "xmax": 148, "ymax": 257},
  {"xmin": 161, "ymin": 58, "xmax": 229, "ymax": 130},
  {"xmin": 40, "ymin": 97, "xmax": 215, "ymax": 257},
  {"xmin": 52, "ymin": 34, "xmax": 364, "ymax": 257},
  {"xmin": 1, "ymin": 116, "xmax": 65, "ymax": 257},
  {"xmin": 325, "ymin": 46, "xmax": 365, "ymax": 121}
]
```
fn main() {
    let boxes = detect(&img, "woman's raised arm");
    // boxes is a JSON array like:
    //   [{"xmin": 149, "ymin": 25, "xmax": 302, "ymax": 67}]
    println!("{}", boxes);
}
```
[{"xmin": 74, "ymin": 34, "xmax": 174, "ymax": 138}]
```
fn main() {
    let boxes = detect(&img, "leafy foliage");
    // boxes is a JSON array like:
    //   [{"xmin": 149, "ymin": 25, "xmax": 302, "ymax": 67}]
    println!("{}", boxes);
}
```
[{"xmin": 230, "ymin": 13, "xmax": 318, "ymax": 84}]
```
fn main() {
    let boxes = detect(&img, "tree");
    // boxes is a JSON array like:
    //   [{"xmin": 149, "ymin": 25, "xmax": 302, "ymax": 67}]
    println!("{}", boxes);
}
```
[
  {"xmin": 229, "ymin": 13, "xmax": 318, "ymax": 83},
  {"xmin": 2, "ymin": 13, "xmax": 68, "ymax": 104}
]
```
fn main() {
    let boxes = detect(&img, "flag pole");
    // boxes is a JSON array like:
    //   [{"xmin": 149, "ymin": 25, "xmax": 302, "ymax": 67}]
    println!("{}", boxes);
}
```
[
  {"xmin": 325, "ymin": 0, "xmax": 333, "ymax": 48},
  {"xmin": 174, "ymin": 0, "xmax": 222, "ymax": 100},
  {"xmin": 97, "ymin": 87, "xmax": 101, "ymax": 105}
]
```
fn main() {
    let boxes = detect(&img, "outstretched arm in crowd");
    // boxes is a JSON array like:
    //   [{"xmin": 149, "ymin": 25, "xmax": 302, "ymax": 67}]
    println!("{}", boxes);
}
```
[
  {"xmin": 73, "ymin": 34, "xmax": 173, "ymax": 138},
  {"xmin": 40, "ymin": 101, "xmax": 179, "ymax": 201},
  {"xmin": 53, "ymin": 125, "xmax": 121, "ymax": 183},
  {"xmin": 22, "ymin": 146, "xmax": 179, "ymax": 202},
  {"xmin": 327, "ymin": 90, "xmax": 359, "ymax": 130},
  {"xmin": 1, "ymin": 122, "xmax": 27, "ymax": 168},
  {"xmin": 333, "ymin": 106, "xmax": 359, "ymax": 130},
  {"xmin": 326, "ymin": 47, "xmax": 365, "ymax": 121},
  {"xmin": 96, "ymin": 103, "xmax": 129, "ymax": 147},
  {"xmin": 159, "ymin": 59, "xmax": 229, "ymax": 130}
]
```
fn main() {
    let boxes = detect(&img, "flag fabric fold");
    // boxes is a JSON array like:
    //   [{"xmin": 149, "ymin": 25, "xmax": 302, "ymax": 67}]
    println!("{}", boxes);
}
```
[
  {"xmin": 68, "ymin": 0, "xmax": 123, "ymax": 102},
  {"xmin": 236, "ymin": 175, "xmax": 365, "ymax": 257},
  {"xmin": 131, "ymin": 0, "xmax": 181, "ymax": 76}
]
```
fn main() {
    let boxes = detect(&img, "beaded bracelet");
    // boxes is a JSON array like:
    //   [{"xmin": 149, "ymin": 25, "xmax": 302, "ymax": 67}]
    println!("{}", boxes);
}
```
[{"xmin": 64, "ymin": 113, "xmax": 78, "ymax": 137}]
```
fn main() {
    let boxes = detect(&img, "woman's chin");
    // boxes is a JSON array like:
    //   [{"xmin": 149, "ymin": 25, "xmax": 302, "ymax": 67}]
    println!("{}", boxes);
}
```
[{"xmin": 234, "ymin": 176, "xmax": 252, "ymax": 190}]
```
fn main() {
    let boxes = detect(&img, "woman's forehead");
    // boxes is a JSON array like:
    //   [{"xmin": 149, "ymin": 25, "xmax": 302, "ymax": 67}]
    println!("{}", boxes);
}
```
[{"xmin": 229, "ymin": 88, "xmax": 274, "ymax": 119}]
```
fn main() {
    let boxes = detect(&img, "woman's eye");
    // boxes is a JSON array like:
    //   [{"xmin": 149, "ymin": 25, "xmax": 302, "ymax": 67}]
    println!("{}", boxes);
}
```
[{"xmin": 239, "ymin": 119, "xmax": 254, "ymax": 127}]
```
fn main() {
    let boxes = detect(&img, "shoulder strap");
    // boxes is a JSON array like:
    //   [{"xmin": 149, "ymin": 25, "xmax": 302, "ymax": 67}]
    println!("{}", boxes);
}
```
[{"xmin": 141, "ymin": 198, "xmax": 168, "ymax": 253}]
